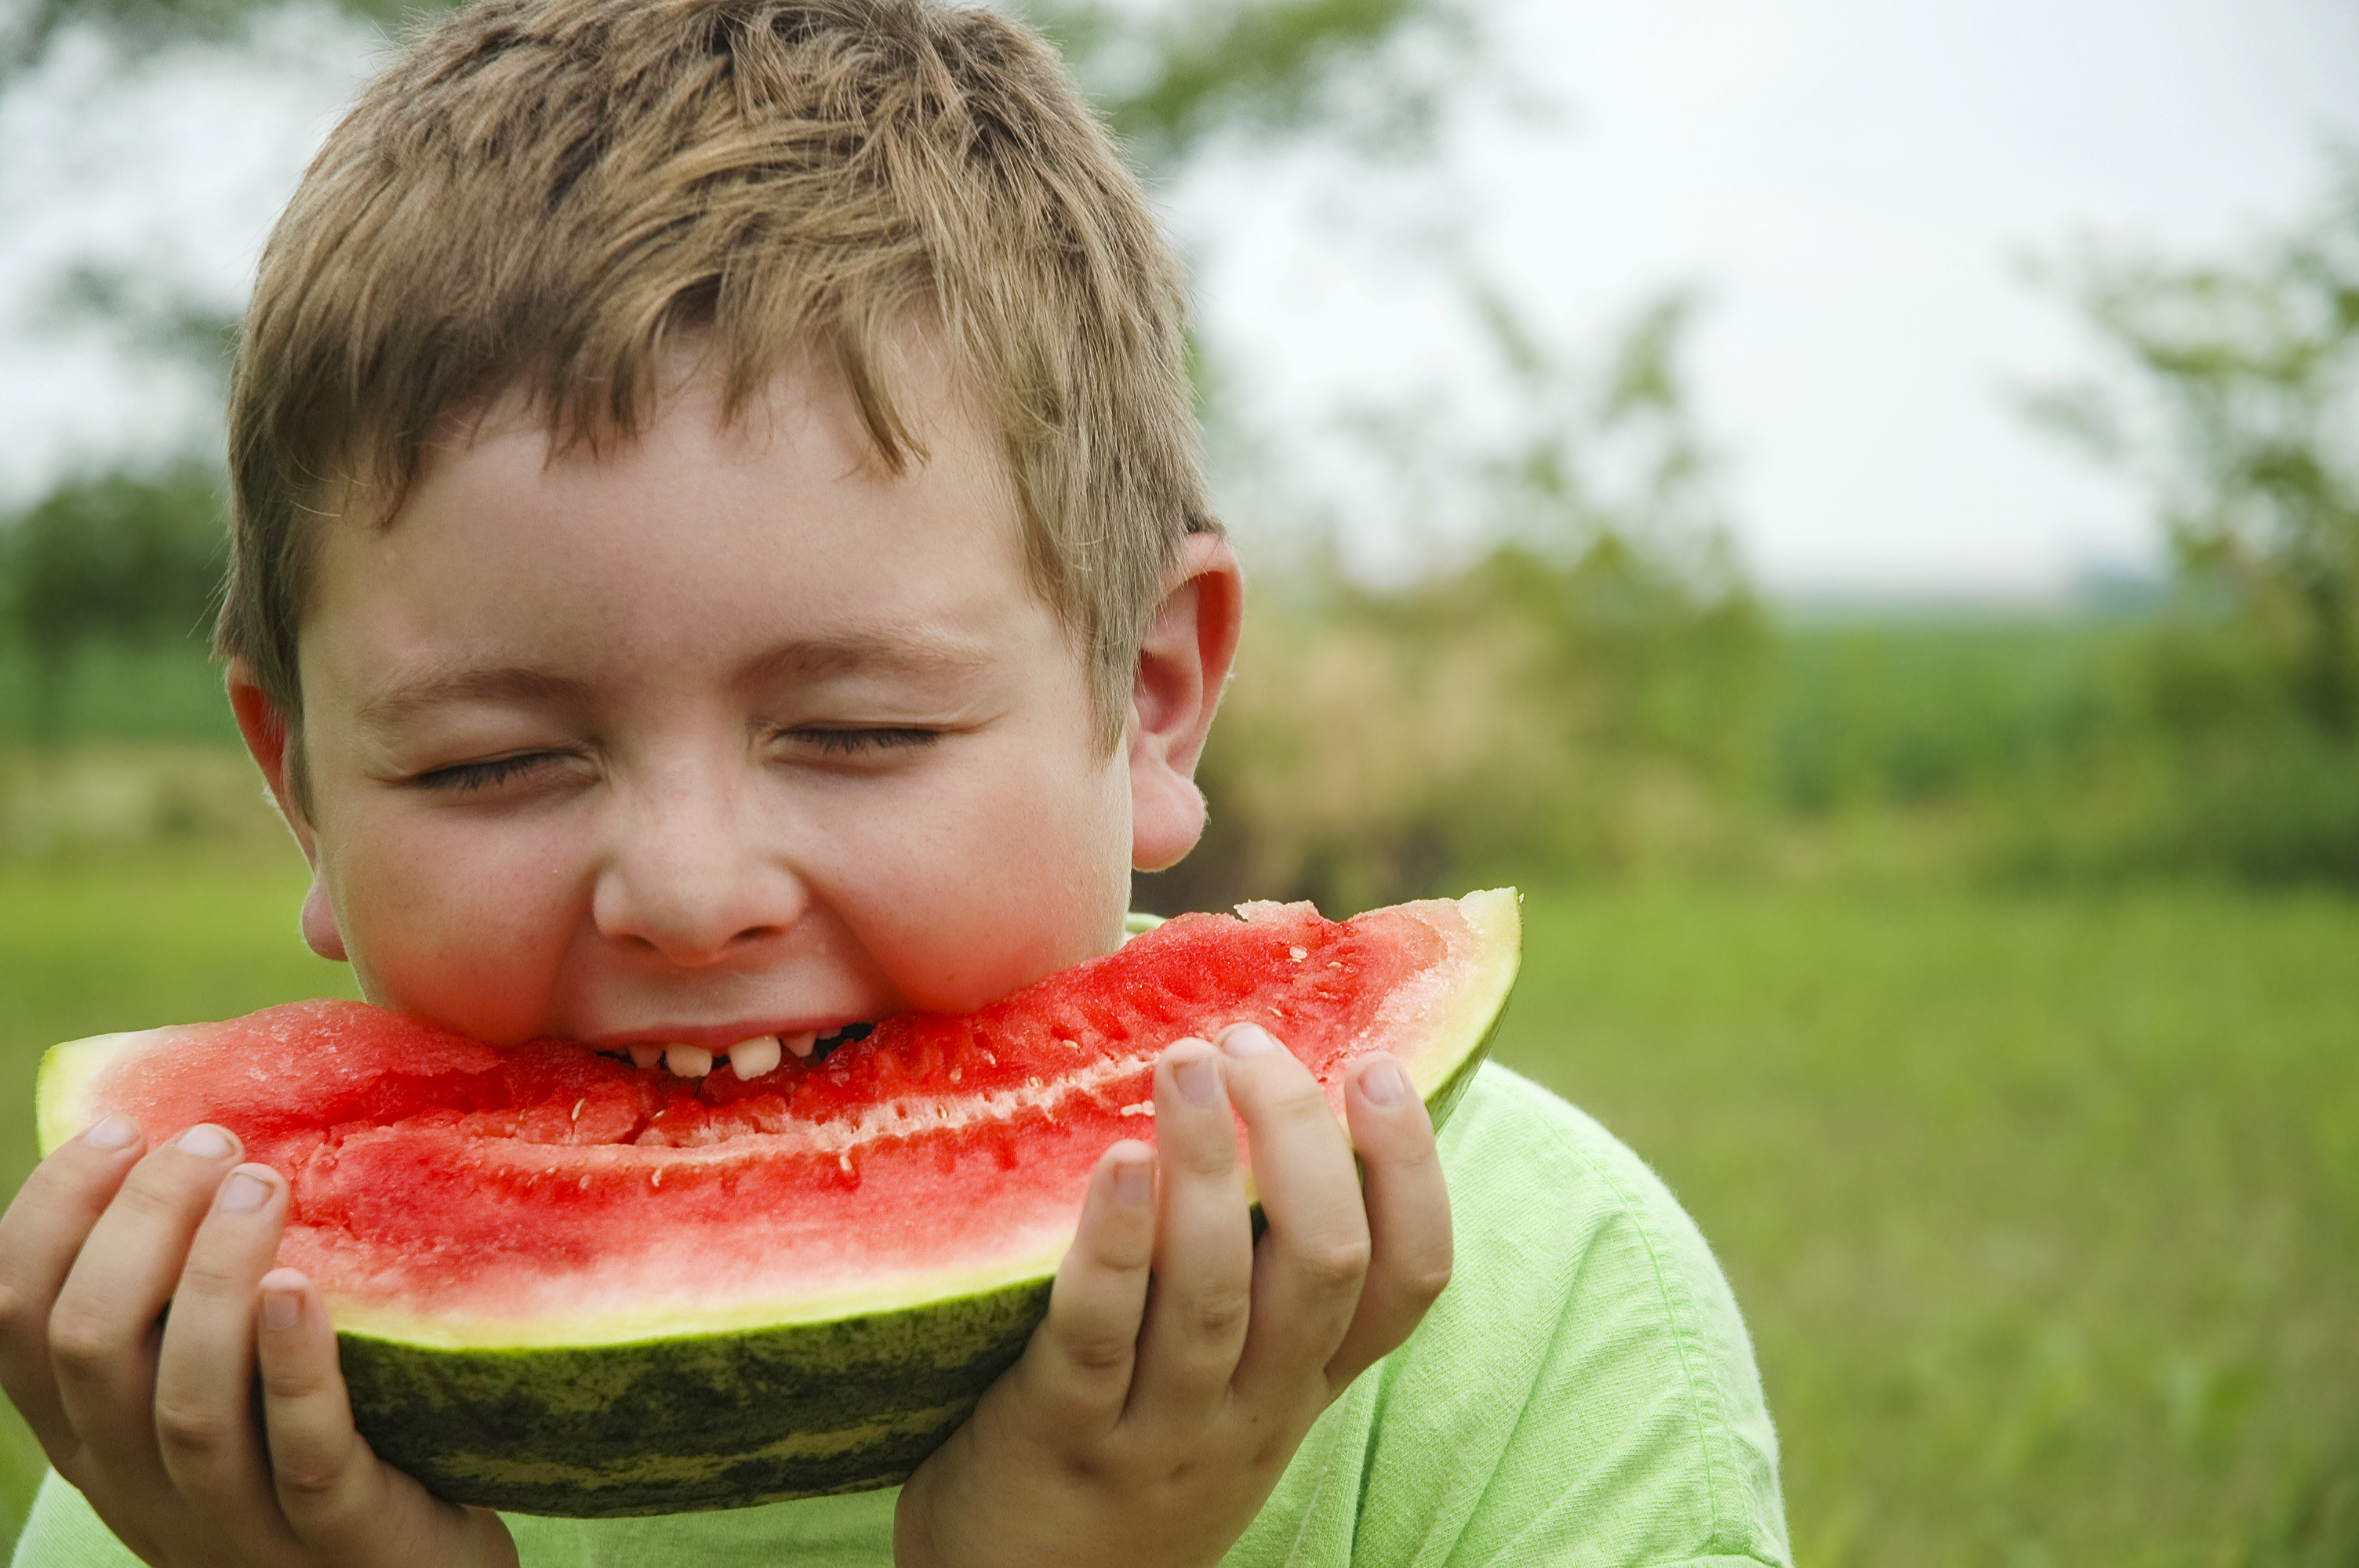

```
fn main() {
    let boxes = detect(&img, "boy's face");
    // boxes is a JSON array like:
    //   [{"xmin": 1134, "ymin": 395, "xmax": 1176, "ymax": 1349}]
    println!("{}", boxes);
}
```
[{"xmin": 237, "ymin": 358, "xmax": 1223, "ymax": 1051}]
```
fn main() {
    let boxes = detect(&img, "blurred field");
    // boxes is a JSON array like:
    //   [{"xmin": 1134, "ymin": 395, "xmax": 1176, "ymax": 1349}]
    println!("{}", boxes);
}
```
[
  {"xmin": 4, "ymin": 836, "xmax": 2354, "ymax": 1560},
  {"xmin": 1501, "ymin": 885, "xmax": 2359, "ymax": 1566}
]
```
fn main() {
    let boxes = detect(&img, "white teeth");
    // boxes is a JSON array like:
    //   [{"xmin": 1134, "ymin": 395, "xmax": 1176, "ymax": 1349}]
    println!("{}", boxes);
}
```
[
  {"xmin": 663, "ymin": 1044, "xmax": 713, "ymax": 1078},
  {"xmin": 628, "ymin": 1044, "xmax": 663, "ymax": 1070},
  {"xmin": 783, "ymin": 1030, "xmax": 819, "ymax": 1058},
  {"xmin": 729, "ymin": 1035, "xmax": 783, "ymax": 1080}
]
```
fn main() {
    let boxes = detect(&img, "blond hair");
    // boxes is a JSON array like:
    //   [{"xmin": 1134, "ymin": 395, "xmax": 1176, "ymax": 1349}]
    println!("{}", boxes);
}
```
[{"xmin": 219, "ymin": 0, "xmax": 1213, "ymax": 759}]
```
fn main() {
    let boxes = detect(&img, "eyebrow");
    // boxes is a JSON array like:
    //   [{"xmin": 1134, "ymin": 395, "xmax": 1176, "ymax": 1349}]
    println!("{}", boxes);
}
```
[
  {"xmin": 355, "ymin": 666, "xmax": 595, "ymax": 731},
  {"xmin": 731, "ymin": 630, "xmax": 997, "ymax": 690},
  {"xmin": 354, "ymin": 633, "xmax": 998, "ymax": 731}
]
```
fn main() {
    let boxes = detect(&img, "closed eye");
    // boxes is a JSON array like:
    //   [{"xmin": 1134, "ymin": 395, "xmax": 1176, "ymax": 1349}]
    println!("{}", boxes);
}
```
[
  {"xmin": 785, "ymin": 727, "xmax": 940, "ymax": 756},
  {"xmin": 413, "ymin": 752, "xmax": 565, "ymax": 792}
]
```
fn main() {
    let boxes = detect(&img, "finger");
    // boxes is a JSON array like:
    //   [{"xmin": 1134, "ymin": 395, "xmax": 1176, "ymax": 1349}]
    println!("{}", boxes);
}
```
[
  {"xmin": 1216, "ymin": 1025, "xmax": 1370, "ymax": 1403},
  {"xmin": 154, "ymin": 1163, "xmax": 298, "ymax": 1546},
  {"xmin": 1323, "ymin": 1054, "xmax": 1453, "ymax": 1388},
  {"xmin": 49, "ymin": 1123, "xmax": 245, "ymax": 1501},
  {"xmin": 0, "ymin": 1115, "xmax": 147, "ymax": 1463},
  {"xmin": 1129, "ymin": 1039, "xmax": 1254, "ymax": 1421},
  {"xmin": 1011, "ymin": 1140, "xmax": 1157, "ymax": 1437}
]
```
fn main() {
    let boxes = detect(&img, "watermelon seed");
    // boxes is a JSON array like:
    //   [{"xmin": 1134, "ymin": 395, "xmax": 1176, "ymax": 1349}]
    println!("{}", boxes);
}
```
[
  {"xmin": 1120, "ymin": 1102, "xmax": 1155, "ymax": 1117},
  {"xmin": 651, "ymin": 1168, "xmax": 663, "ymax": 1188},
  {"xmin": 569, "ymin": 1098, "xmax": 584, "ymax": 1122},
  {"xmin": 578, "ymin": 1174, "xmax": 591, "ymax": 1190},
  {"xmin": 1290, "ymin": 946, "xmax": 1308, "ymax": 961}
]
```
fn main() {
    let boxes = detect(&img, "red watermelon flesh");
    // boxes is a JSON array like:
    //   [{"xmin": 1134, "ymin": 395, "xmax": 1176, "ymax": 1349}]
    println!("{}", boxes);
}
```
[{"xmin": 38, "ymin": 892, "xmax": 1521, "ymax": 1353}]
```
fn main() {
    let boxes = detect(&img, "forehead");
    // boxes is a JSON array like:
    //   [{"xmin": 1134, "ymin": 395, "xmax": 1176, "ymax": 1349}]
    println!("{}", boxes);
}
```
[{"xmin": 300, "ymin": 361, "xmax": 1053, "ymax": 695}]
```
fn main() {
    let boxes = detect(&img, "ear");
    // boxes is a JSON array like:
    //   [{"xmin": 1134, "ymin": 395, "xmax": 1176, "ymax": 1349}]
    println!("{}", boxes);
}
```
[
  {"xmin": 1129, "ymin": 532, "xmax": 1245, "ymax": 873},
  {"xmin": 227, "ymin": 659, "xmax": 347, "ymax": 963}
]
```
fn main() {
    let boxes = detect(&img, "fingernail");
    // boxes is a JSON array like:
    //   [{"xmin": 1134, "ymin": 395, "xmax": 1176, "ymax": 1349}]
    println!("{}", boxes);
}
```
[
  {"xmin": 1362, "ymin": 1059, "xmax": 1409, "ymax": 1106},
  {"xmin": 261, "ymin": 1285, "xmax": 301, "ymax": 1332},
  {"xmin": 82, "ymin": 1115, "xmax": 139, "ymax": 1150},
  {"xmin": 1172, "ymin": 1053, "xmax": 1222, "ymax": 1106},
  {"xmin": 1221, "ymin": 1023, "xmax": 1278, "ymax": 1058},
  {"xmin": 176, "ymin": 1124, "xmax": 237, "ymax": 1159},
  {"xmin": 217, "ymin": 1168, "xmax": 274, "ymax": 1214},
  {"xmin": 1114, "ymin": 1156, "xmax": 1152, "ymax": 1207}
]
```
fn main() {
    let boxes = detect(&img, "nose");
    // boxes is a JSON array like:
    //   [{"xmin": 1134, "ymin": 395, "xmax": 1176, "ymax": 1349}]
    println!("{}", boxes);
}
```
[{"xmin": 591, "ymin": 760, "xmax": 808, "ymax": 965}]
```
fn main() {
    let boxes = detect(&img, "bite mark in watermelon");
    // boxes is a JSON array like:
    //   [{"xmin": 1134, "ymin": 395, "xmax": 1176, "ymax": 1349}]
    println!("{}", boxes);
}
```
[{"xmin": 35, "ymin": 890, "xmax": 1520, "ymax": 1517}]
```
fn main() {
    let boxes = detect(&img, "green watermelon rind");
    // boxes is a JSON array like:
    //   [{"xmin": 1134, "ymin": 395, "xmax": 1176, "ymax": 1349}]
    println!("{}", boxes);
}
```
[
  {"xmin": 35, "ymin": 889, "xmax": 1520, "ymax": 1518},
  {"xmin": 339, "ymin": 1272, "xmax": 1055, "ymax": 1515}
]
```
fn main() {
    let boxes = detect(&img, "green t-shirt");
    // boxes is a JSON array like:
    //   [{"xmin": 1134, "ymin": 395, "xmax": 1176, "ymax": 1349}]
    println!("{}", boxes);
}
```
[{"xmin": 13, "ymin": 1064, "xmax": 1790, "ymax": 1567}]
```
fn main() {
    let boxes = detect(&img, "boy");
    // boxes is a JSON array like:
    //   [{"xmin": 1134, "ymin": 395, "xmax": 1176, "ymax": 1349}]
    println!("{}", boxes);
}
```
[{"xmin": 0, "ymin": 0, "xmax": 1791, "ymax": 1562}]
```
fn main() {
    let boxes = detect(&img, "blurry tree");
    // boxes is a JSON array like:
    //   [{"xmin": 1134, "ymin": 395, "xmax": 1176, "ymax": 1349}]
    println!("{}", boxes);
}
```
[
  {"xmin": 2025, "ymin": 153, "xmax": 2359, "ymax": 883},
  {"xmin": 1028, "ymin": 0, "xmax": 1466, "ymax": 166},
  {"xmin": 0, "ymin": 465, "xmax": 225, "ymax": 732},
  {"xmin": 2028, "ymin": 151, "xmax": 2359, "ymax": 737}
]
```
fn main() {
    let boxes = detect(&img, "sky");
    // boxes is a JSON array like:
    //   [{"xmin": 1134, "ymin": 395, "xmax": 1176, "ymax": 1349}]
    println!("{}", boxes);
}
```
[
  {"xmin": 1175, "ymin": 0, "xmax": 2359, "ymax": 596},
  {"xmin": 1, "ymin": 0, "xmax": 2354, "ymax": 600}
]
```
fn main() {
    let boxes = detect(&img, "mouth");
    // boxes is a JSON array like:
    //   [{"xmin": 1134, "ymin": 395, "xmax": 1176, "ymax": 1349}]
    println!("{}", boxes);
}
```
[{"xmin": 593, "ymin": 1022, "xmax": 876, "ymax": 1081}]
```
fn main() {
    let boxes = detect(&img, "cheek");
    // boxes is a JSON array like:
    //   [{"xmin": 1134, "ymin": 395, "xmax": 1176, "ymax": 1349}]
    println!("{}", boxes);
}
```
[
  {"xmin": 831, "ymin": 746, "xmax": 1130, "ymax": 1012},
  {"xmin": 323, "ymin": 813, "xmax": 583, "ymax": 1042}
]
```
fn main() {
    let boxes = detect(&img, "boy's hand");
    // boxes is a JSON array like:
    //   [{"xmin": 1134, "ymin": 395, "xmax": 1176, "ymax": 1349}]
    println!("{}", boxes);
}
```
[
  {"xmin": 0, "ymin": 1118, "xmax": 517, "ymax": 1568},
  {"xmin": 896, "ymin": 1025, "xmax": 1453, "ymax": 1568}
]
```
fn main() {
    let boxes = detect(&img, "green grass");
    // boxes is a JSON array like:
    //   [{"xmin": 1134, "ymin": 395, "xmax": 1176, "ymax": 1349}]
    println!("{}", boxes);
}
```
[
  {"xmin": 2, "ymin": 860, "xmax": 2354, "ymax": 1562},
  {"xmin": 1492, "ymin": 884, "xmax": 2359, "ymax": 1566}
]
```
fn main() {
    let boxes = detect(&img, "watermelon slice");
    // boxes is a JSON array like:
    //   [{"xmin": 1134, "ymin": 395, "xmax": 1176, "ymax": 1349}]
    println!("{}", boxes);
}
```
[{"xmin": 35, "ymin": 889, "xmax": 1519, "ymax": 1518}]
